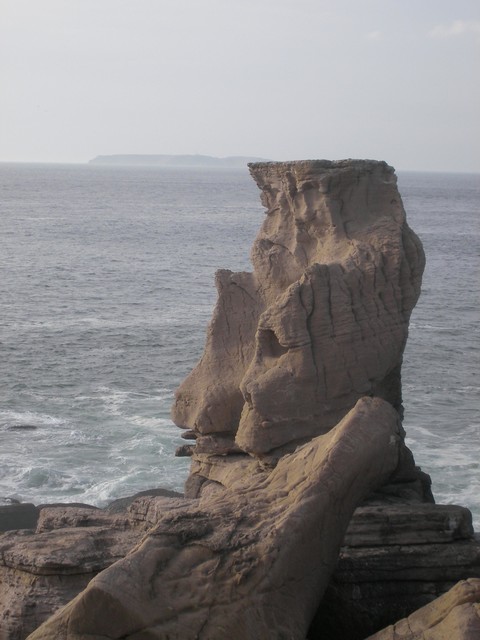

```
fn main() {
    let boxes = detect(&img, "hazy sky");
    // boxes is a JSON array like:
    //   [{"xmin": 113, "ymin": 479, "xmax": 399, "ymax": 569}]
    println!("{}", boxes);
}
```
[{"xmin": 1, "ymin": 0, "xmax": 479, "ymax": 171}]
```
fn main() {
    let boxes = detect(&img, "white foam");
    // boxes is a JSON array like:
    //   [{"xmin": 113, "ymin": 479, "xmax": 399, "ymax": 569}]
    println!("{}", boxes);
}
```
[{"xmin": 128, "ymin": 415, "xmax": 172, "ymax": 429}]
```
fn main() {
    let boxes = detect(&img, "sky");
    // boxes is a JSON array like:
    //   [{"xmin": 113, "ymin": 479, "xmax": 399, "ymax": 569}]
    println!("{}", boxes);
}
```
[{"xmin": 1, "ymin": 0, "xmax": 479, "ymax": 172}]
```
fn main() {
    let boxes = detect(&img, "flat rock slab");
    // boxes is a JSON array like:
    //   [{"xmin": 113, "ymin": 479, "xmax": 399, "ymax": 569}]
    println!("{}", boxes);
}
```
[
  {"xmin": 0, "ymin": 525, "xmax": 143, "ymax": 639},
  {"xmin": 0, "ymin": 526, "xmax": 141, "ymax": 575},
  {"xmin": 343, "ymin": 503, "xmax": 474, "ymax": 547}
]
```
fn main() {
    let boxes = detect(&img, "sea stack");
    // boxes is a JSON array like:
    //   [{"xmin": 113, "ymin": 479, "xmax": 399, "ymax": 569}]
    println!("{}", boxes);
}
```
[{"xmin": 172, "ymin": 159, "xmax": 425, "ymax": 494}]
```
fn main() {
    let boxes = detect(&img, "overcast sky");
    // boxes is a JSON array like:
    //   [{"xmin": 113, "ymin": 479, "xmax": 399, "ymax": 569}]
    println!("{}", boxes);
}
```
[{"xmin": 1, "ymin": 0, "xmax": 479, "ymax": 171}]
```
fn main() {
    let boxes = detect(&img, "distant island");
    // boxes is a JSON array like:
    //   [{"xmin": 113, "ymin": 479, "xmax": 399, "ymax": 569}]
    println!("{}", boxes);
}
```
[{"xmin": 88, "ymin": 154, "xmax": 270, "ymax": 168}]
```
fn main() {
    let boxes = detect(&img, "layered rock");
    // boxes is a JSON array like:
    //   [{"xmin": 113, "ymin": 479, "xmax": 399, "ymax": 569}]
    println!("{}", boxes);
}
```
[
  {"xmin": 311, "ymin": 504, "xmax": 480, "ymax": 639},
  {"xmin": 27, "ymin": 398, "xmax": 403, "ymax": 640},
  {"xmin": 172, "ymin": 160, "xmax": 425, "ymax": 494},
  {"xmin": 0, "ymin": 507, "xmax": 141, "ymax": 639},
  {"xmin": 0, "ymin": 493, "xmax": 179, "ymax": 639}
]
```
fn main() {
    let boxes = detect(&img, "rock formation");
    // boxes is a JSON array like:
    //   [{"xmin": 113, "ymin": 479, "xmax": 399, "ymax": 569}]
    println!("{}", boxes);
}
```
[
  {"xmin": 25, "ymin": 398, "xmax": 403, "ymax": 640},
  {"xmin": 172, "ymin": 160, "xmax": 425, "ymax": 495},
  {"xmin": 0, "ymin": 505, "xmax": 141, "ymax": 639},
  {"xmin": 2, "ymin": 159, "xmax": 477, "ymax": 640}
]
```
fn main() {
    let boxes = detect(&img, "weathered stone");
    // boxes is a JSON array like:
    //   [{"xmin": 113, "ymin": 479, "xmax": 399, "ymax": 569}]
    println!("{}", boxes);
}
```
[
  {"xmin": 0, "ymin": 525, "xmax": 142, "ymax": 639},
  {"xmin": 174, "ymin": 443, "xmax": 195, "ymax": 457},
  {"xmin": 172, "ymin": 159, "xmax": 425, "ymax": 494},
  {"xmin": 366, "ymin": 578, "xmax": 480, "ymax": 639},
  {"xmin": 0, "ymin": 488, "xmax": 193, "ymax": 639},
  {"xmin": 35, "ymin": 505, "xmax": 114, "ymax": 533},
  {"xmin": 343, "ymin": 504, "xmax": 474, "ymax": 547},
  {"xmin": 104, "ymin": 488, "xmax": 184, "ymax": 514},
  {"xmin": 180, "ymin": 429, "xmax": 197, "ymax": 440},
  {"xmin": 28, "ymin": 397, "xmax": 403, "ymax": 640}
]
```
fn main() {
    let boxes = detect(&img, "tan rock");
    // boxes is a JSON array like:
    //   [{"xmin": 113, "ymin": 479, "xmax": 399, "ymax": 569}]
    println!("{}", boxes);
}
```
[
  {"xmin": 366, "ymin": 578, "xmax": 480, "ymax": 639},
  {"xmin": 343, "ymin": 503, "xmax": 474, "ymax": 547},
  {"xmin": 28, "ymin": 397, "xmax": 402, "ymax": 640},
  {"xmin": 0, "ymin": 525, "xmax": 141, "ymax": 639},
  {"xmin": 0, "ymin": 492, "xmax": 186, "ymax": 639},
  {"xmin": 172, "ymin": 160, "xmax": 425, "ymax": 492}
]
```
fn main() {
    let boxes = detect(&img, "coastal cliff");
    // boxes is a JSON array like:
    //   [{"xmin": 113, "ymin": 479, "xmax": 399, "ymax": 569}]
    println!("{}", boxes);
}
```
[{"xmin": 1, "ymin": 160, "xmax": 479, "ymax": 639}]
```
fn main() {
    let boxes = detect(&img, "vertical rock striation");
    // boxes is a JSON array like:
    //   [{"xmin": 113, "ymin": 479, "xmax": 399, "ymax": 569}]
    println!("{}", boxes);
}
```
[{"xmin": 172, "ymin": 160, "xmax": 425, "ymax": 493}]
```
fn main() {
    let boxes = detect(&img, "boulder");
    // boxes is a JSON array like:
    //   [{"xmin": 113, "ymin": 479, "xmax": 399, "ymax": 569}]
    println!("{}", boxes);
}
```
[
  {"xmin": 28, "ymin": 397, "xmax": 403, "ymax": 640},
  {"xmin": 172, "ymin": 159, "xmax": 425, "ymax": 494},
  {"xmin": 366, "ymin": 578, "xmax": 480, "ymax": 639}
]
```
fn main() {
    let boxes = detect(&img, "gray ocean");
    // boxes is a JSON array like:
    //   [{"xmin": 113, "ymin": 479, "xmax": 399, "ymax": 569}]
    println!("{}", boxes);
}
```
[{"xmin": 1, "ymin": 163, "xmax": 479, "ymax": 527}]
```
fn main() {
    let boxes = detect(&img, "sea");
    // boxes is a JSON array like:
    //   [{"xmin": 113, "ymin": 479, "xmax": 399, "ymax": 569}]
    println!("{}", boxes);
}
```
[{"xmin": 1, "ymin": 163, "xmax": 479, "ymax": 529}]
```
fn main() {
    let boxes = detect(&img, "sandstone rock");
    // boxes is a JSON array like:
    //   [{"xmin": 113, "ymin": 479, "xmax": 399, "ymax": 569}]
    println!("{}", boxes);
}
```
[
  {"xmin": 174, "ymin": 443, "xmax": 195, "ymax": 457},
  {"xmin": 28, "ymin": 397, "xmax": 403, "ymax": 640},
  {"xmin": 35, "ymin": 505, "xmax": 108, "ymax": 533},
  {"xmin": 0, "ymin": 525, "xmax": 142, "ymax": 639},
  {"xmin": 104, "ymin": 488, "xmax": 184, "ymax": 514},
  {"xmin": 366, "ymin": 578, "xmax": 480, "ymax": 639},
  {"xmin": 0, "ymin": 488, "xmax": 191, "ymax": 639},
  {"xmin": 309, "ymin": 505, "xmax": 480, "ymax": 639},
  {"xmin": 172, "ymin": 160, "xmax": 425, "ymax": 493},
  {"xmin": 343, "ymin": 503, "xmax": 474, "ymax": 547}
]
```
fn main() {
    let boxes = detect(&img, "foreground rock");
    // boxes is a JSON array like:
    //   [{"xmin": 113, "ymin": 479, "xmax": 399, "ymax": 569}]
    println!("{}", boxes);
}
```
[
  {"xmin": 172, "ymin": 159, "xmax": 425, "ymax": 494},
  {"xmin": 28, "ymin": 398, "xmax": 402, "ymax": 640},
  {"xmin": 0, "ymin": 515, "xmax": 140, "ymax": 638},
  {"xmin": 0, "ymin": 492, "xmax": 179, "ymax": 639},
  {"xmin": 366, "ymin": 578, "xmax": 480, "ymax": 639},
  {"xmin": 311, "ymin": 504, "xmax": 480, "ymax": 639}
]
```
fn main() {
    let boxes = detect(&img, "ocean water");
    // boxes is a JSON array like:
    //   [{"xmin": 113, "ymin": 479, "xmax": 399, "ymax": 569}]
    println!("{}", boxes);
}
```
[{"xmin": 0, "ymin": 163, "xmax": 478, "ymax": 528}]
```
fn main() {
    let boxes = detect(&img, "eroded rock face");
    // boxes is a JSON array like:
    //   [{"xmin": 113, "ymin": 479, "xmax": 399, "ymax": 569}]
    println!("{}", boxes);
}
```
[
  {"xmin": 172, "ymin": 160, "xmax": 425, "ymax": 479},
  {"xmin": 28, "ymin": 398, "xmax": 403, "ymax": 640},
  {"xmin": 0, "ymin": 495, "xmax": 175, "ymax": 639},
  {"xmin": 0, "ymin": 521, "xmax": 141, "ymax": 639}
]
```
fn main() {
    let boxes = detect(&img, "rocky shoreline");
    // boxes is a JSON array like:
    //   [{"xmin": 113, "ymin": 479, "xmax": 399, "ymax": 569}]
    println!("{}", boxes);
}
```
[
  {"xmin": 1, "ymin": 160, "xmax": 479, "ymax": 639},
  {"xmin": 1, "ymin": 490, "xmax": 479, "ymax": 639}
]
